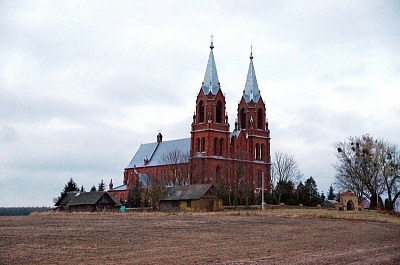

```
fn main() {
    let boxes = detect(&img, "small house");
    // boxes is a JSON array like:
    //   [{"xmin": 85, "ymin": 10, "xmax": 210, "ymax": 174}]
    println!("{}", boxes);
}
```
[
  {"xmin": 54, "ymin": 191, "xmax": 79, "ymax": 211},
  {"xmin": 159, "ymin": 184, "xmax": 222, "ymax": 212},
  {"xmin": 66, "ymin": 191, "xmax": 121, "ymax": 212}
]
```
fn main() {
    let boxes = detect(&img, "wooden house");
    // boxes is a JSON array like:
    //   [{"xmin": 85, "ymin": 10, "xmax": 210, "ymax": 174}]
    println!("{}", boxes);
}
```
[
  {"xmin": 54, "ymin": 191, "xmax": 79, "ymax": 211},
  {"xmin": 159, "ymin": 184, "xmax": 222, "ymax": 212},
  {"xmin": 66, "ymin": 191, "xmax": 121, "ymax": 212}
]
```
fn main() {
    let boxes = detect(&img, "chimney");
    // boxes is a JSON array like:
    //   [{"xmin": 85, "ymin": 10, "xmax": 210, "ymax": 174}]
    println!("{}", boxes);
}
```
[
  {"xmin": 157, "ymin": 132, "xmax": 163, "ymax": 143},
  {"xmin": 109, "ymin": 179, "xmax": 113, "ymax": 190}
]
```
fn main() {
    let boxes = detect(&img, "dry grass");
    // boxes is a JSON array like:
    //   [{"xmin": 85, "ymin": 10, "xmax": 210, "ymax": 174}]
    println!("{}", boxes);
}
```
[{"xmin": 1, "ymin": 209, "xmax": 399, "ymax": 264}]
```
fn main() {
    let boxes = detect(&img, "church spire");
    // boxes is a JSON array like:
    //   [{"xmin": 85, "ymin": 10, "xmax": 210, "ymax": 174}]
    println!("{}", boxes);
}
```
[
  {"xmin": 243, "ymin": 45, "xmax": 260, "ymax": 103},
  {"xmin": 202, "ymin": 34, "xmax": 220, "ymax": 95}
]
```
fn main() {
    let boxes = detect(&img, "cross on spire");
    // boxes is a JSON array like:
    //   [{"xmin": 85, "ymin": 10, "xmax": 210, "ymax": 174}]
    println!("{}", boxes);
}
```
[
  {"xmin": 250, "ymin": 44, "xmax": 254, "ymax": 60},
  {"xmin": 210, "ymin": 34, "xmax": 214, "ymax": 49}
]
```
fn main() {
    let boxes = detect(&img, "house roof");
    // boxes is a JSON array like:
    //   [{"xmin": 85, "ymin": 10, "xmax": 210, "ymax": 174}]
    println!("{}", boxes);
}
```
[
  {"xmin": 160, "ymin": 184, "xmax": 214, "ymax": 201},
  {"xmin": 125, "ymin": 138, "xmax": 190, "ymax": 169},
  {"xmin": 67, "ymin": 191, "xmax": 121, "ymax": 206},
  {"xmin": 110, "ymin": 184, "xmax": 127, "ymax": 191},
  {"xmin": 54, "ymin": 191, "xmax": 79, "ymax": 206},
  {"xmin": 243, "ymin": 52, "xmax": 260, "ymax": 103}
]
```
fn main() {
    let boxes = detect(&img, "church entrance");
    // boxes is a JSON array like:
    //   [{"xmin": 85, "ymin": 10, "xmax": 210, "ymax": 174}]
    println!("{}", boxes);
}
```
[{"xmin": 346, "ymin": 200, "xmax": 355, "ymax": 211}]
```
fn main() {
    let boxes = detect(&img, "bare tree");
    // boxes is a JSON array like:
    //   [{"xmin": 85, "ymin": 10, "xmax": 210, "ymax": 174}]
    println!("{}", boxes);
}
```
[
  {"xmin": 158, "ymin": 149, "xmax": 190, "ymax": 186},
  {"xmin": 334, "ymin": 134, "xmax": 390, "ymax": 209},
  {"xmin": 381, "ymin": 143, "xmax": 400, "ymax": 210},
  {"xmin": 271, "ymin": 151, "xmax": 303, "ymax": 204}
]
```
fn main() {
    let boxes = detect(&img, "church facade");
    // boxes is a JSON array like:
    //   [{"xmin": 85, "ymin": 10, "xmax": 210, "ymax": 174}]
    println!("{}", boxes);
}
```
[{"xmin": 109, "ymin": 41, "xmax": 271, "ymax": 205}]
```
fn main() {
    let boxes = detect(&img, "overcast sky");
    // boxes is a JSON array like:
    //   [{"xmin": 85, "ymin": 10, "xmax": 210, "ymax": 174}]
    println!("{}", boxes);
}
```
[{"xmin": 1, "ymin": 1, "xmax": 399, "ymax": 207}]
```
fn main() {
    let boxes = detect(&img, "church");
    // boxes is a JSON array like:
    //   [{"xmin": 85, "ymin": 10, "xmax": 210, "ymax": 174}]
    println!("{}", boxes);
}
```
[{"xmin": 109, "ymin": 39, "xmax": 271, "ymax": 206}]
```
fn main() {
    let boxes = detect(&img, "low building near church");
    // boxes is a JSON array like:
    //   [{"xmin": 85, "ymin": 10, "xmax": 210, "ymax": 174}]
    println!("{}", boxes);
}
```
[
  {"xmin": 159, "ymin": 184, "xmax": 222, "ymax": 212},
  {"xmin": 66, "ymin": 191, "xmax": 121, "ymax": 212},
  {"xmin": 335, "ymin": 190, "xmax": 364, "ymax": 211},
  {"xmin": 54, "ymin": 191, "xmax": 79, "ymax": 211}
]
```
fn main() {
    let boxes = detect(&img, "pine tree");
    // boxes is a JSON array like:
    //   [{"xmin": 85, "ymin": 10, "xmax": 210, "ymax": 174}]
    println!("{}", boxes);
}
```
[
  {"xmin": 304, "ymin": 176, "xmax": 320, "ymax": 206},
  {"xmin": 61, "ymin": 178, "xmax": 79, "ymax": 196},
  {"xmin": 296, "ymin": 182, "xmax": 308, "ymax": 205},
  {"xmin": 132, "ymin": 177, "xmax": 142, "ymax": 207},
  {"xmin": 80, "ymin": 185, "xmax": 85, "ymax": 192},
  {"xmin": 98, "ymin": 179, "xmax": 106, "ymax": 191},
  {"xmin": 327, "ymin": 184, "xmax": 335, "ymax": 200},
  {"xmin": 320, "ymin": 191, "xmax": 326, "ymax": 201},
  {"xmin": 90, "ymin": 185, "xmax": 97, "ymax": 192}
]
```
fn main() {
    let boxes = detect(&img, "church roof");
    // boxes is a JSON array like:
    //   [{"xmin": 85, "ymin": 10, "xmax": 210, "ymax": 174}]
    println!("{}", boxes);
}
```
[
  {"xmin": 125, "ymin": 138, "xmax": 190, "ymax": 169},
  {"xmin": 243, "ymin": 51, "xmax": 260, "ymax": 103},
  {"xmin": 201, "ymin": 41, "xmax": 220, "ymax": 95}
]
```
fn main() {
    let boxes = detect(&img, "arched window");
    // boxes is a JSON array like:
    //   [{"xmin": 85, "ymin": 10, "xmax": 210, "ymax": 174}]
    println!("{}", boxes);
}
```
[
  {"xmin": 257, "ymin": 108, "xmax": 263, "ymax": 129},
  {"xmin": 240, "ymin": 108, "xmax": 246, "ymax": 129},
  {"xmin": 255, "ymin": 143, "xmax": 260, "ymax": 160},
  {"xmin": 196, "ymin": 138, "xmax": 200, "ymax": 152},
  {"xmin": 216, "ymin": 101, "xmax": 222, "ymax": 123},
  {"xmin": 201, "ymin": 138, "xmax": 206, "ymax": 152},
  {"xmin": 219, "ymin": 138, "xmax": 223, "ymax": 156},
  {"xmin": 260, "ymin": 144, "xmax": 265, "ymax": 161},
  {"xmin": 199, "ymin": 101, "xmax": 204, "ymax": 123},
  {"xmin": 216, "ymin": 166, "xmax": 221, "ymax": 183},
  {"xmin": 213, "ymin": 137, "xmax": 218, "ymax": 155}
]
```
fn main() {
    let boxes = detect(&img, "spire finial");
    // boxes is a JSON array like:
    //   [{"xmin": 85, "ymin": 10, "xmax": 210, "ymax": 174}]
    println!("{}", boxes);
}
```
[
  {"xmin": 210, "ymin": 34, "xmax": 214, "ymax": 50},
  {"xmin": 250, "ymin": 44, "xmax": 253, "ymax": 60}
]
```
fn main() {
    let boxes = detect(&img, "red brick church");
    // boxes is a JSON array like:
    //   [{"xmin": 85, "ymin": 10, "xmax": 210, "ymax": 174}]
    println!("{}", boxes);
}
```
[{"xmin": 109, "ymin": 40, "xmax": 271, "ymax": 205}]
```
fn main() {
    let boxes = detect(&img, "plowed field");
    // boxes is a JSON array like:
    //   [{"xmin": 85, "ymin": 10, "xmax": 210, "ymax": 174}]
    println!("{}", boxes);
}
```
[{"xmin": 1, "ymin": 210, "xmax": 399, "ymax": 264}]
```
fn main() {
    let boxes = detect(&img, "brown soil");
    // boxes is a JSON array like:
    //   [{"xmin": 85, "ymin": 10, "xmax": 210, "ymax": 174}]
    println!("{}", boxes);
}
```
[{"xmin": 1, "ymin": 210, "xmax": 399, "ymax": 264}]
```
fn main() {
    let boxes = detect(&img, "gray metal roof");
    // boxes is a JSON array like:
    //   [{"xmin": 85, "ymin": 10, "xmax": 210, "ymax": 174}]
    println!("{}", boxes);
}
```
[
  {"xmin": 202, "ymin": 44, "xmax": 220, "ymax": 95},
  {"xmin": 125, "ymin": 138, "xmax": 190, "ymax": 169},
  {"xmin": 243, "ymin": 53, "xmax": 260, "ymax": 103},
  {"xmin": 54, "ymin": 191, "xmax": 78, "ymax": 206},
  {"xmin": 67, "ymin": 191, "xmax": 121, "ymax": 206},
  {"xmin": 160, "ymin": 184, "xmax": 214, "ymax": 201}
]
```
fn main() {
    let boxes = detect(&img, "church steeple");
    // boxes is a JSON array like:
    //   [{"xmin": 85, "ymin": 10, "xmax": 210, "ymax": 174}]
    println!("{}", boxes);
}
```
[
  {"xmin": 202, "ymin": 35, "xmax": 220, "ymax": 95},
  {"xmin": 243, "ymin": 46, "xmax": 260, "ymax": 103}
]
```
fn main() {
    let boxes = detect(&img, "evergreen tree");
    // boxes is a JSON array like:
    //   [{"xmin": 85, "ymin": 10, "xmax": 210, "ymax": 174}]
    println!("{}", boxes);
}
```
[
  {"xmin": 274, "ymin": 180, "xmax": 296, "ymax": 205},
  {"xmin": 98, "ymin": 179, "xmax": 106, "ymax": 191},
  {"xmin": 320, "ymin": 191, "xmax": 326, "ymax": 201},
  {"xmin": 132, "ymin": 177, "xmax": 142, "ymax": 207},
  {"xmin": 61, "ymin": 178, "xmax": 79, "ymax": 196},
  {"xmin": 327, "ymin": 184, "xmax": 335, "ymax": 200},
  {"xmin": 296, "ymin": 182, "xmax": 308, "ymax": 205},
  {"xmin": 80, "ymin": 185, "xmax": 85, "ymax": 192},
  {"xmin": 304, "ymin": 176, "xmax": 320, "ymax": 206},
  {"xmin": 90, "ymin": 185, "xmax": 97, "ymax": 192}
]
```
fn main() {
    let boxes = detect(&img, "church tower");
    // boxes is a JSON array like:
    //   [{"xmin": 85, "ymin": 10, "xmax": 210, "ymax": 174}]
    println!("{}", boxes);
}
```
[
  {"xmin": 190, "ymin": 39, "xmax": 230, "ymax": 184},
  {"xmin": 232, "ymin": 48, "xmax": 271, "ymax": 190}
]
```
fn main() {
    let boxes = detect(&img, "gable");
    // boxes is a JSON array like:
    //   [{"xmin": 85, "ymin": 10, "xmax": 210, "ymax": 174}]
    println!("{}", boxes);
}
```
[
  {"xmin": 55, "ymin": 191, "xmax": 78, "ymax": 207},
  {"xmin": 67, "ymin": 191, "xmax": 117, "ymax": 206}
]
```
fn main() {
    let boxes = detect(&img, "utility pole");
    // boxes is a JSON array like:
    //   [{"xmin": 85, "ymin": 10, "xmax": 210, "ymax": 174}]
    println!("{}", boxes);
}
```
[{"xmin": 261, "ymin": 172, "xmax": 265, "ymax": 210}]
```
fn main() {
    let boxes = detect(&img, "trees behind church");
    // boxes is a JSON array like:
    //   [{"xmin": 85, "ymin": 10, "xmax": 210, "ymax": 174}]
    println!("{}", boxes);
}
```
[{"xmin": 334, "ymin": 134, "xmax": 400, "ymax": 210}]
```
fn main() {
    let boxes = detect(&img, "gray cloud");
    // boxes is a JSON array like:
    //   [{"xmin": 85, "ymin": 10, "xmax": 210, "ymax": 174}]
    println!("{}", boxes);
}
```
[{"xmin": 1, "ymin": 1, "xmax": 399, "ymax": 206}]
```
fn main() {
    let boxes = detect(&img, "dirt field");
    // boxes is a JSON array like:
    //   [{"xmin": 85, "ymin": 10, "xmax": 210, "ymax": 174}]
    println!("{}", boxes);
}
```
[{"xmin": 1, "ymin": 209, "xmax": 399, "ymax": 264}]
